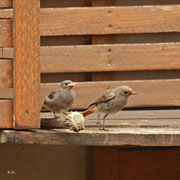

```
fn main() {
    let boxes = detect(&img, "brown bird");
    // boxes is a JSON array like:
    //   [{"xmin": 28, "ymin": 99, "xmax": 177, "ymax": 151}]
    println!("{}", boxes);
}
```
[
  {"xmin": 83, "ymin": 85, "xmax": 137, "ymax": 131},
  {"xmin": 43, "ymin": 80, "xmax": 76, "ymax": 119}
]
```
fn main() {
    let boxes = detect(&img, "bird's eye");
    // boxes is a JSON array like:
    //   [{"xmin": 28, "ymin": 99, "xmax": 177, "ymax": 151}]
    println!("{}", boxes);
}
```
[{"xmin": 124, "ymin": 91, "xmax": 128, "ymax": 94}]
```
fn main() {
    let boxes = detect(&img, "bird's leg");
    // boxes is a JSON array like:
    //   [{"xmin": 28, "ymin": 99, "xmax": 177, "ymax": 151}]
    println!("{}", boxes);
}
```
[
  {"xmin": 53, "ymin": 112, "xmax": 59, "ymax": 120},
  {"xmin": 96, "ymin": 114, "xmax": 101, "ymax": 125},
  {"xmin": 63, "ymin": 112, "xmax": 68, "ymax": 115},
  {"xmin": 100, "ymin": 114, "xmax": 109, "ymax": 131}
]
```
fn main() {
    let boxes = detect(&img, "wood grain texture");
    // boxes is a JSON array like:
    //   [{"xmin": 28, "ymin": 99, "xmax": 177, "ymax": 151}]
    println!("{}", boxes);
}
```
[
  {"xmin": 2, "ymin": 47, "xmax": 13, "ymax": 58},
  {"xmin": 0, "ymin": 100, "xmax": 12, "ymax": 128},
  {"xmin": 87, "ymin": 147, "xmax": 180, "ymax": 180},
  {"xmin": 1, "ymin": 79, "xmax": 180, "ymax": 109},
  {"xmin": 0, "ymin": 20, "xmax": 12, "ymax": 47},
  {"xmin": 42, "ymin": 110, "xmax": 180, "ymax": 129},
  {"xmin": 40, "ymin": 5, "xmax": 180, "ymax": 36},
  {"xmin": 40, "ymin": 43, "xmax": 180, "ymax": 72},
  {"xmin": 0, "ymin": 0, "xmax": 12, "ymax": 8},
  {"xmin": 3, "ymin": 43, "xmax": 180, "ymax": 72},
  {"xmin": 91, "ymin": 0, "xmax": 116, "ymax": 81},
  {"xmin": 13, "ymin": 0, "xmax": 40, "ymax": 129},
  {"xmin": 4, "ymin": 43, "xmax": 180, "ymax": 72},
  {"xmin": 2, "ymin": 127, "xmax": 180, "ymax": 146},
  {"xmin": 0, "ymin": 9, "xmax": 12, "ymax": 18},
  {"xmin": 0, "ymin": 88, "xmax": 13, "ymax": 98},
  {"xmin": 41, "ymin": 79, "xmax": 180, "ymax": 109},
  {"xmin": 0, "ymin": 60, "xmax": 12, "ymax": 88}
]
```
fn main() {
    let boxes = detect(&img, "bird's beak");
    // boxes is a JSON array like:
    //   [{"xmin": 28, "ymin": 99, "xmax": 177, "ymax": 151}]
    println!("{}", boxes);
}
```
[
  {"xmin": 68, "ymin": 82, "xmax": 77, "ymax": 87},
  {"xmin": 131, "ymin": 91, "xmax": 138, "ymax": 95}
]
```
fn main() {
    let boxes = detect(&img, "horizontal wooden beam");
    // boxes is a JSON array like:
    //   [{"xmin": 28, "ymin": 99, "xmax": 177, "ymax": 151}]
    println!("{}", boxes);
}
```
[
  {"xmin": 42, "ymin": 110, "xmax": 180, "ymax": 129},
  {"xmin": 2, "ymin": 43, "xmax": 180, "ymax": 73},
  {"xmin": 1, "ymin": 79, "xmax": 180, "ymax": 108},
  {"xmin": 41, "ymin": 79, "xmax": 180, "ymax": 109},
  {"xmin": 40, "ymin": 5, "xmax": 180, "ymax": 36},
  {"xmin": 42, "ymin": 110, "xmax": 180, "ymax": 121},
  {"xmin": 40, "ymin": 43, "xmax": 180, "ymax": 72},
  {"xmin": 0, "ymin": 9, "xmax": 12, "ymax": 18},
  {"xmin": 2, "ymin": 126, "xmax": 180, "ymax": 146},
  {"xmin": 1, "ymin": 5, "xmax": 180, "ymax": 47},
  {"xmin": 0, "ymin": 0, "xmax": 12, "ymax": 8}
]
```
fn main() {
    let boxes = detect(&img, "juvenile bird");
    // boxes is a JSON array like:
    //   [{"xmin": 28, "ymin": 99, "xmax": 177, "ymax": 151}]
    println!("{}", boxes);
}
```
[
  {"xmin": 83, "ymin": 85, "xmax": 137, "ymax": 131},
  {"xmin": 43, "ymin": 80, "xmax": 76, "ymax": 119}
]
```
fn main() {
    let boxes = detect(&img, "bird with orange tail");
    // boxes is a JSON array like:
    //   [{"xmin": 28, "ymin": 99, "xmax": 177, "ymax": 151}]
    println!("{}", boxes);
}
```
[{"xmin": 82, "ymin": 85, "xmax": 137, "ymax": 131}]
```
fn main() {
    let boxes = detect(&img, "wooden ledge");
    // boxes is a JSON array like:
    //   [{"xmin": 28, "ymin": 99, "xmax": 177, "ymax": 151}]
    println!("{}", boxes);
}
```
[
  {"xmin": 1, "ymin": 110, "xmax": 180, "ymax": 146},
  {"xmin": 1, "ymin": 127, "xmax": 180, "ymax": 146}
]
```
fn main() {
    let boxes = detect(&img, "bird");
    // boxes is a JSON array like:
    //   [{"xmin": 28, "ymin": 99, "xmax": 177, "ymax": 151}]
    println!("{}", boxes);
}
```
[
  {"xmin": 43, "ymin": 80, "xmax": 77, "ymax": 119},
  {"xmin": 82, "ymin": 85, "xmax": 137, "ymax": 131}
]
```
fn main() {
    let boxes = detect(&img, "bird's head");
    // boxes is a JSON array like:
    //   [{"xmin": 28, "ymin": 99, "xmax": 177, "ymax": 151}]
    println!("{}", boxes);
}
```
[
  {"xmin": 115, "ymin": 85, "xmax": 137, "ymax": 98},
  {"xmin": 60, "ymin": 80, "xmax": 77, "ymax": 89}
]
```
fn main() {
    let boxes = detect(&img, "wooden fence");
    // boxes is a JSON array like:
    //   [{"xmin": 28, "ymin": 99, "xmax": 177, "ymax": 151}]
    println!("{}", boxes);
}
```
[{"xmin": 0, "ymin": 0, "xmax": 180, "ymax": 129}]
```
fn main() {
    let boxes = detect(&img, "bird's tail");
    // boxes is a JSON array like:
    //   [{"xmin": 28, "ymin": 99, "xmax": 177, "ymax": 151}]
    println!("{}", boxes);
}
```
[{"xmin": 82, "ymin": 105, "xmax": 96, "ymax": 117}]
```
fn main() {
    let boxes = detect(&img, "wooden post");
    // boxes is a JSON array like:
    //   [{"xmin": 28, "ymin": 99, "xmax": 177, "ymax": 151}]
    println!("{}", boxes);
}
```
[
  {"xmin": 13, "ymin": 0, "xmax": 40, "ymax": 128},
  {"xmin": 91, "ymin": 0, "xmax": 116, "ymax": 81}
]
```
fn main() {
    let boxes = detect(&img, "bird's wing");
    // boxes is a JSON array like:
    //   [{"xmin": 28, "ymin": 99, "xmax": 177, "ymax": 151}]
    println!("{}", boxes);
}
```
[
  {"xmin": 48, "ymin": 91, "xmax": 56, "ymax": 99},
  {"xmin": 43, "ymin": 91, "xmax": 56, "ymax": 105},
  {"xmin": 88, "ymin": 92, "xmax": 115, "ymax": 107}
]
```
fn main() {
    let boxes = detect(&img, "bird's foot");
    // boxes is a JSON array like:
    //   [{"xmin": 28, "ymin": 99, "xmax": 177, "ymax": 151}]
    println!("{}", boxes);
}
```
[
  {"xmin": 96, "ymin": 120, "xmax": 101, "ymax": 125},
  {"xmin": 53, "ymin": 116, "xmax": 59, "ymax": 121},
  {"xmin": 99, "ymin": 127, "xmax": 109, "ymax": 131}
]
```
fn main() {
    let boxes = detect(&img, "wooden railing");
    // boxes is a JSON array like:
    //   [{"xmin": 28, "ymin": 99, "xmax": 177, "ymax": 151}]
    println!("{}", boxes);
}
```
[{"xmin": 0, "ymin": 0, "xmax": 180, "ymax": 129}]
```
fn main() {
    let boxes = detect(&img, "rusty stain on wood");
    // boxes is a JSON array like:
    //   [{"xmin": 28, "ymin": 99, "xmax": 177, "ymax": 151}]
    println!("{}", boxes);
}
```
[{"xmin": 13, "ymin": 0, "xmax": 40, "ymax": 128}]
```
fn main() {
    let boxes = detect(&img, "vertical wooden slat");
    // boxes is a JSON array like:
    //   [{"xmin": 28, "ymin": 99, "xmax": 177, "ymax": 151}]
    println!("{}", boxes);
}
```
[
  {"xmin": 87, "ymin": 147, "xmax": 119, "ymax": 180},
  {"xmin": 13, "ymin": 0, "xmax": 40, "ymax": 128},
  {"xmin": 91, "ymin": 0, "xmax": 116, "ymax": 81}
]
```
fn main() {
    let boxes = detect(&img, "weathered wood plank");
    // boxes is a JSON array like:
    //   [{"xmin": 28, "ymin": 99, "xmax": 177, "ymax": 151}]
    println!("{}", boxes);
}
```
[
  {"xmin": 42, "ymin": 110, "xmax": 180, "ymax": 121},
  {"xmin": 0, "ymin": 60, "xmax": 12, "ymax": 88},
  {"xmin": 0, "ymin": 88, "xmax": 13, "ymax": 98},
  {"xmin": 87, "ymin": 147, "xmax": 180, "ymax": 180},
  {"xmin": 2, "ymin": 127, "xmax": 180, "ymax": 146},
  {"xmin": 41, "ymin": 43, "xmax": 180, "ymax": 73},
  {"xmin": 1, "ymin": 80, "xmax": 180, "ymax": 108},
  {"xmin": 40, "ymin": 5, "xmax": 180, "ymax": 36},
  {"xmin": 4, "ymin": 43, "xmax": 180, "ymax": 72},
  {"xmin": 41, "ymin": 110, "xmax": 180, "ymax": 128},
  {"xmin": 0, "ymin": 20, "xmax": 12, "ymax": 47},
  {"xmin": 13, "ymin": 0, "xmax": 40, "ymax": 129},
  {"xmin": 41, "ymin": 80, "xmax": 180, "ymax": 109},
  {"xmin": 0, "ymin": 0, "xmax": 12, "ymax": 8},
  {"xmin": 0, "ymin": 100, "xmax": 12, "ymax": 128},
  {"xmin": 0, "ymin": 9, "xmax": 12, "ymax": 18}
]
